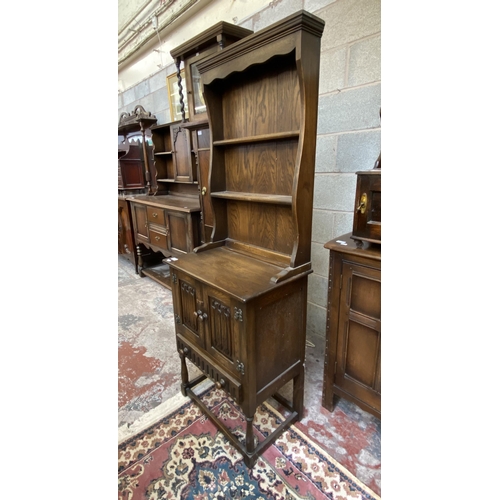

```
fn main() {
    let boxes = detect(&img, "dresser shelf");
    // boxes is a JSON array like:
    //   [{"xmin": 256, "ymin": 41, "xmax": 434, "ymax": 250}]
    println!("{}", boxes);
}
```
[
  {"xmin": 210, "ymin": 191, "xmax": 292, "ymax": 205},
  {"xmin": 213, "ymin": 131, "xmax": 300, "ymax": 146}
]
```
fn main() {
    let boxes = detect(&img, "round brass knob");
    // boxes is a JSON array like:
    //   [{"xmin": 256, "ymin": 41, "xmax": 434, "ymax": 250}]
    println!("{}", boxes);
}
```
[{"xmin": 215, "ymin": 378, "xmax": 225, "ymax": 389}]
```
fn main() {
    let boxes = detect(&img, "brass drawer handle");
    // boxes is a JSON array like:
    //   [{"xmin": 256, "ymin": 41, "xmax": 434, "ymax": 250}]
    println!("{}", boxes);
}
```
[
  {"xmin": 201, "ymin": 187, "xmax": 207, "ymax": 196},
  {"xmin": 155, "ymin": 236, "xmax": 160, "ymax": 241},
  {"xmin": 152, "ymin": 212, "xmax": 158, "ymax": 217},
  {"xmin": 215, "ymin": 378, "xmax": 225, "ymax": 389},
  {"xmin": 356, "ymin": 193, "xmax": 367, "ymax": 214}
]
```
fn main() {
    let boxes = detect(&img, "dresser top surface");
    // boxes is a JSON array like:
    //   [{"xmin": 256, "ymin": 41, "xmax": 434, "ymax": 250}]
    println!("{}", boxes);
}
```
[
  {"xmin": 126, "ymin": 194, "xmax": 200, "ymax": 213},
  {"xmin": 324, "ymin": 232, "xmax": 381, "ymax": 260},
  {"xmin": 169, "ymin": 246, "xmax": 307, "ymax": 302}
]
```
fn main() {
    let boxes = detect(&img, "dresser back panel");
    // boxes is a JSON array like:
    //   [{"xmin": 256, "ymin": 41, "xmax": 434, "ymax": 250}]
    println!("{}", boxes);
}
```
[
  {"xmin": 220, "ymin": 54, "xmax": 300, "ymax": 138},
  {"xmin": 224, "ymin": 141, "xmax": 297, "ymax": 195},
  {"xmin": 226, "ymin": 200, "xmax": 294, "ymax": 256}
]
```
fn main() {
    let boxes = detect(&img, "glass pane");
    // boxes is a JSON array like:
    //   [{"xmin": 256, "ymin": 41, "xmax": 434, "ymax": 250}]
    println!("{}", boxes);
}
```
[{"xmin": 191, "ymin": 64, "xmax": 206, "ymax": 115}]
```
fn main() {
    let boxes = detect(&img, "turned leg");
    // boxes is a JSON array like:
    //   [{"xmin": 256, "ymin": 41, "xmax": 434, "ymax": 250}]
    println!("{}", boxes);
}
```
[
  {"xmin": 245, "ymin": 415, "xmax": 255, "ymax": 454},
  {"xmin": 293, "ymin": 366, "xmax": 305, "ymax": 420},
  {"xmin": 178, "ymin": 348, "xmax": 189, "ymax": 396},
  {"xmin": 136, "ymin": 245, "xmax": 145, "ymax": 277}
]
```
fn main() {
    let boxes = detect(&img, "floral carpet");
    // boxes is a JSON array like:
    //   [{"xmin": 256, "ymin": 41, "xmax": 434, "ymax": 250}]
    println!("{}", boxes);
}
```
[{"xmin": 118, "ymin": 386, "xmax": 380, "ymax": 500}]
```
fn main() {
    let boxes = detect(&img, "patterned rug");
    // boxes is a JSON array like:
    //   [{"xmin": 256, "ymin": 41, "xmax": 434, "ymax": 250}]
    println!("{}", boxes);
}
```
[{"xmin": 118, "ymin": 386, "xmax": 381, "ymax": 499}]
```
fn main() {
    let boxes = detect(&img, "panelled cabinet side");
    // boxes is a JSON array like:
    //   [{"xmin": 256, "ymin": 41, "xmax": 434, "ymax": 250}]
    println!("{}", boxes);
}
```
[
  {"xmin": 322, "ymin": 249, "xmax": 343, "ymax": 411},
  {"xmin": 322, "ymin": 234, "xmax": 381, "ymax": 419}
]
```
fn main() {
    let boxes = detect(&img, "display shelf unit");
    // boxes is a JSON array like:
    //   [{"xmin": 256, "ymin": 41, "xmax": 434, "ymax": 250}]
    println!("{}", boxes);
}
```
[
  {"xmin": 118, "ymin": 105, "xmax": 157, "ymax": 194},
  {"xmin": 118, "ymin": 106, "xmax": 157, "ymax": 269},
  {"xmin": 150, "ymin": 121, "xmax": 197, "ymax": 192},
  {"xmin": 128, "ymin": 118, "xmax": 202, "ymax": 284},
  {"xmin": 169, "ymin": 10, "xmax": 325, "ymax": 467},
  {"xmin": 170, "ymin": 22, "xmax": 253, "ymax": 243}
]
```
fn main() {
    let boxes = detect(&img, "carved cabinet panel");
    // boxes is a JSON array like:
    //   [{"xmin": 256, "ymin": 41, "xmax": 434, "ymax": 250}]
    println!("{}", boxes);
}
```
[{"xmin": 172, "ymin": 269, "xmax": 241, "ymax": 378}]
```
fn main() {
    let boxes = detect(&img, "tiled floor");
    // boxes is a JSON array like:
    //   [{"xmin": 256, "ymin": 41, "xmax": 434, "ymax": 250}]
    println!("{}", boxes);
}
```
[{"xmin": 118, "ymin": 255, "xmax": 381, "ymax": 496}]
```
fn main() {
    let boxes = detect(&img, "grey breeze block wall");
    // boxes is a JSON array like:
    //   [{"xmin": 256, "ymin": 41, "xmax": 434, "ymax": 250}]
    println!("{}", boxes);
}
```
[{"xmin": 118, "ymin": 0, "xmax": 381, "ymax": 339}]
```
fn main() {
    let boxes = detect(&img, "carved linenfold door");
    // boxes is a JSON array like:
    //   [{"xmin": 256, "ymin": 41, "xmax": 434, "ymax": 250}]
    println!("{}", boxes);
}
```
[
  {"xmin": 203, "ymin": 286, "xmax": 241, "ymax": 377},
  {"xmin": 175, "ymin": 272, "xmax": 206, "ymax": 350}
]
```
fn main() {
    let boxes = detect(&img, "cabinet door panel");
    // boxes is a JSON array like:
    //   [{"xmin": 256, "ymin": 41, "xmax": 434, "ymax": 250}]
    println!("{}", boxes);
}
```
[
  {"xmin": 172, "ymin": 126, "xmax": 192, "ymax": 182},
  {"xmin": 167, "ymin": 212, "xmax": 189, "ymax": 253},
  {"xmin": 197, "ymin": 148, "xmax": 213, "ymax": 241},
  {"xmin": 336, "ymin": 261, "xmax": 381, "ymax": 413},
  {"xmin": 349, "ymin": 268, "xmax": 381, "ymax": 319},
  {"xmin": 203, "ymin": 286, "xmax": 240, "ymax": 376},
  {"xmin": 132, "ymin": 204, "xmax": 149, "ymax": 242},
  {"xmin": 173, "ymin": 271, "xmax": 205, "ymax": 350},
  {"xmin": 344, "ymin": 320, "xmax": 380, "ymax": 388}
]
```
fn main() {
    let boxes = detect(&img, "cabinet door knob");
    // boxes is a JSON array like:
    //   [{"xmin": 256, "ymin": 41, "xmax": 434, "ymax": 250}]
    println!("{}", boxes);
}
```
[
  {"xmin": 196, "ymin": 310, "xmax": 208, "ymax": 321},
  {"xmin": 201, "ymin": 187, "xmax": 207, "ymax": 196},
  {"xmin": 215, "ymin": 378, "xmax": 225, "ymax": 389}
]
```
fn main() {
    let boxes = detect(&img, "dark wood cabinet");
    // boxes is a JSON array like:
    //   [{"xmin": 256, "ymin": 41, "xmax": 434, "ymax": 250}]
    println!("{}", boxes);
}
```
[
  {"xmin": 118, "ymin": 106, "xmax": 157, "ymax": 269},
  {"xmin": 169, "ymin": 11, "xmax": 324, "ymax": 467},
  {"xmin": 128, "ymin": 113, "xmax": 203, "ymax": 286},
  {"xmin": 118, "ymin": 196, "xmax": 136, "ymax": 267},
  {"xmin": 322, "ymin": 234, "xmax": 381, "ymax": 419},
  {"xmin": 351, "ymin": 169, "xmax": 381, "ymax": 246},
  {"xmin": 128, "ymin": 195, "xmax": 201, "ymax": 285}
]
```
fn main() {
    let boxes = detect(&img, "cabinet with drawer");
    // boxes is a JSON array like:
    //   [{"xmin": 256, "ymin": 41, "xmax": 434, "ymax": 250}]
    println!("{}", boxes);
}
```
[
  {"xmin": 128, "ymin": 195, "xmax": 201, "ymax": 285},
  {"xmin": 170, "ymin": 248, "xmax": 309, "ymax": 466}
]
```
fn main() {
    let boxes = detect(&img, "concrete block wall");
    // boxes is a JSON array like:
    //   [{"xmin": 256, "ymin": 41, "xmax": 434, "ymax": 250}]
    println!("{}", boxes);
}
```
[{"xmin": 118, "ymin": 0, "xmax": 381, "ymax": 339}]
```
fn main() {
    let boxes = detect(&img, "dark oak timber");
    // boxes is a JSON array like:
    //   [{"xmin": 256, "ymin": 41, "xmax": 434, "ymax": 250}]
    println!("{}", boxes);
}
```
[
  {"xmin": 322, "ymin": 233, "xmax": 381, "ymax": 419},
  {"xmin": 169, "ymin": 10, "xmax": 325, "ymax": 467},
  {"xmin": 118, "ymin": 106, "xmax": 158, "ymax": 271}
]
